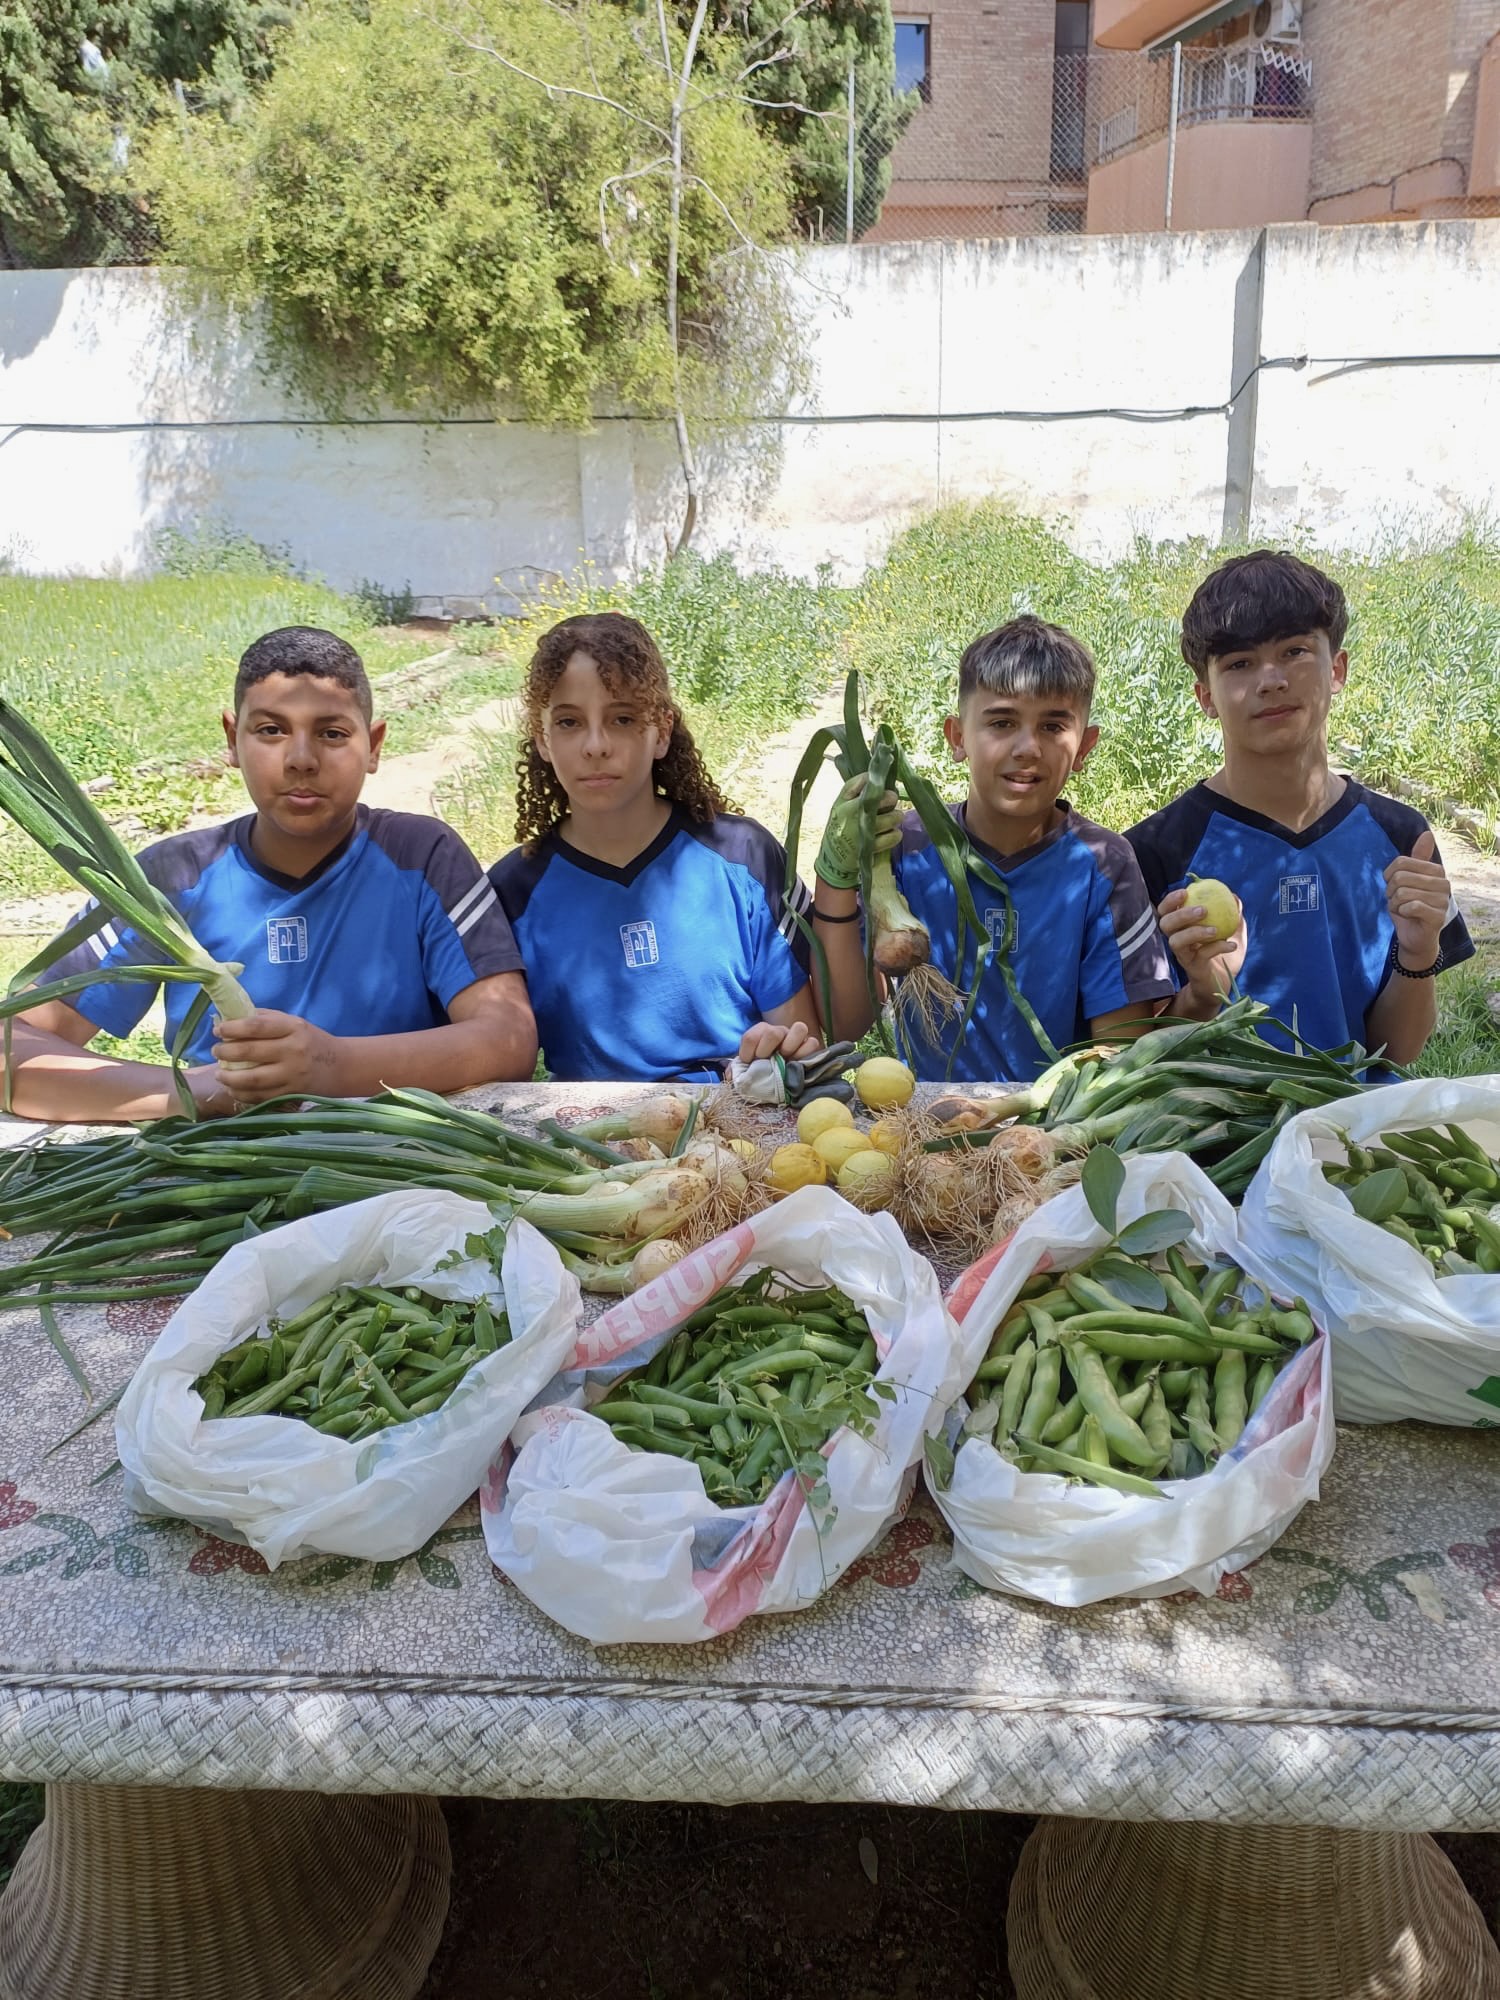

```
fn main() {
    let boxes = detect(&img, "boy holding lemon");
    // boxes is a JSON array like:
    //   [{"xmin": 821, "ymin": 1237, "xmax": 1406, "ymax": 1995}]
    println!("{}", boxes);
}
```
[{"xmin": 1127, "ymin": 551, "xmax": 1471, "ymax": 1063}]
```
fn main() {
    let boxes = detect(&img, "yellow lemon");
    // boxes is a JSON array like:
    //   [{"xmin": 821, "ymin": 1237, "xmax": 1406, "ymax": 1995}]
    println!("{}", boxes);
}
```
[
  {"xmin": 867, "ymin": 1119, "xmax": 903, "ymax": 1158},
  {"xmin": 853, "ymin": 1056, "xmax": 916, "ymax": 1111},
  {"xmin": 1188, "ymin": 876, "xmax": 1241, "ymax": 942},
  {"xmin": 836, "ymin": 1149, "xmax": 895, "ymax": 1206},
  {"xmin": 796, "ymin": 1096, "xmax": 855, "ymax": 1146},
  {"xmin": 767, "ymin": 1143, "xmax": 827, "ymax": 1196},
  {"xmin": 812, "ymin": 1126, "xmax": 876, "ymax": 1173}
]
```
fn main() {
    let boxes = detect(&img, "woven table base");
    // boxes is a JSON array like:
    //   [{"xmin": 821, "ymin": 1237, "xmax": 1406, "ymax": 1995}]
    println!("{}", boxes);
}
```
[
  {"xmin": 0, "ymin": 1783, "xmax": 450, "ymax": 2000},
  {"xmin": 1009, "ymin": 1816, "xmax": 1500, "ymax": 2000}
]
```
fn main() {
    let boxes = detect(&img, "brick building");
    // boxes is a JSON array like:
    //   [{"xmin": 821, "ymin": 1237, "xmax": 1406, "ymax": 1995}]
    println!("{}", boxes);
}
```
[{"xmin": 872, "ymin": 0, "xmax": 1500, "ymax": 237}]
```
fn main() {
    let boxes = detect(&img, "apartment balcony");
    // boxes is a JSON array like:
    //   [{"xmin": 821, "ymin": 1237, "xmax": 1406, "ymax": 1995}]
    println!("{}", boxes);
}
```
[
  {"xmin": 1087, "ymin": 44, "xmax": 1312, "ymax": 232},
  {"xmin": 1094, "ymin": 0, "xmax": 1260, "ymax": 51}
]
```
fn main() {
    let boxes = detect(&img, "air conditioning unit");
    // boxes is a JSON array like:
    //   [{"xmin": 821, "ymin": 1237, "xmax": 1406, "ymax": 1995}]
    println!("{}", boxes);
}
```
[{"xmin": 1251, "ymin": 0, "xmax": 1302, "ymax": 41}]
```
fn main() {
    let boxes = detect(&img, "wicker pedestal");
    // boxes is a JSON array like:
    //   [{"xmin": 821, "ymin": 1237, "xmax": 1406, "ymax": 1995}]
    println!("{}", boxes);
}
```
[
  {"xmin": 1009, "ymin": 1815, "xmax": 1500, "ymax": 2000},
  {"xmin": 0, "ymin": 1783, "xmax": 450, "ymax": 2000}
]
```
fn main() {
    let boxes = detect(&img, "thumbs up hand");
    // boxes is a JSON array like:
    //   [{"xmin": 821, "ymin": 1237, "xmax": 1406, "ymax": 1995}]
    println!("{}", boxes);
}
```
[{"xmin": 1383, "ymin": 828, "xmax": 1453, "ymax": 969}]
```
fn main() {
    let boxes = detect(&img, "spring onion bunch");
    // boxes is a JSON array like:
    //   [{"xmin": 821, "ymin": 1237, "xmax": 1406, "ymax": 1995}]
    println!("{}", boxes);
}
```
[
  {"xmin": 0, "ymin": 1087, "xmax": 714, "ymax": 1308},
  {"xmin": 925, "ymin": 997, "xmax": 1400, "ymax": 1201},
  {"xmin": 0, "ymin": 697, "xmax": 254, "ymax": 1107},
  {"xmin": 784, "ymin": 672, "xmax": 1055, "ymax": 1075}
]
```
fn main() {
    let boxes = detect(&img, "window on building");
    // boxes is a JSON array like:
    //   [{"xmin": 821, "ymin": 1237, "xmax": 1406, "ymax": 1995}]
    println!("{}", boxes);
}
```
[
  {"xmin": 1051, "ymin": 3, "xmax": 1090, "ymax": 180},
  {"xmin": 895, "ymin": 19, "xmax": 931, "ymax": 103}
]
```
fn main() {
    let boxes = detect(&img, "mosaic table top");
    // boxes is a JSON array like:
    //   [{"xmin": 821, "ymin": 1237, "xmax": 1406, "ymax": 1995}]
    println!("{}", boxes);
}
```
[{"xmin": 0, "ymin": 1083, "xmax": 1495, "ymax": 1832}]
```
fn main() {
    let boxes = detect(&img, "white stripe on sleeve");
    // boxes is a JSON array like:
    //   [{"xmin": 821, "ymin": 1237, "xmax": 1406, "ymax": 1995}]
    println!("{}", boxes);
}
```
[
  {"xmin": 455, "ymin": 884, "xmax": 500, "ymax": 939},
  {"xmin": 446, "ymin": 876, "xmax": 494, "ymax": 928}
]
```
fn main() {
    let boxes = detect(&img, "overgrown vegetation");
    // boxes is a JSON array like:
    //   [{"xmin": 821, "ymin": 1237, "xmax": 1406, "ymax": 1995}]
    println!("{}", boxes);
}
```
[
  {"xmin": 144, "ymin": 0, "xmax": 800, "ymax": 436},
  {"xmin": 0, "ymin": 0, "xmax": 295, "ymax": 268},
  {"xmin": 0, "ymin": 503, "xmax": 1496, "ymax": 1075}
]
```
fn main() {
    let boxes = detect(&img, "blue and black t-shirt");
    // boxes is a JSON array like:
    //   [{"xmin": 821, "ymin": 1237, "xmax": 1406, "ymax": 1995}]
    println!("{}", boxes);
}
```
[
  {"xmin": 490, "ymin": 809, "xmax": 810, "ymax": 1082},
  {"xmin": 1126, "ymin": 779, "xmax": 1474, "ymax": 1051},
  {"xmin": 50, "ymin": 807, "xmax": 523, "ymax": 1063},
  {"xmin": 893, "ymin": 802, "xmax": 1175, "ymax": 1084}
]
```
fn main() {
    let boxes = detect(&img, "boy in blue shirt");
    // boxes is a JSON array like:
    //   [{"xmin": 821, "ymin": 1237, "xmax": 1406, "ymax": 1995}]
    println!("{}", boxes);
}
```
[
  {"xmin": 812, "ymin": 617, "xmax": 1175, "ymax": 1082},
  {"xmin": 1127, "ymin": 551, "xmax": 1472, "ymax": 1063},
  {"xmin": 19, "ymin": 626, "xmax": 536, "ymax": 1119}
]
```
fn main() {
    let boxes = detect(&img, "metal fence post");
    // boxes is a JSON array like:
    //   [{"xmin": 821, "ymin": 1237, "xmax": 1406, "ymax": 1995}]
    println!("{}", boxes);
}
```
[
  {"xmin": 1164, "ymin": 38, "xmax": 1182, "ymax": 230},
  {"xmin": 846, "ymin": 58, "xmax": 857, "ymax": 244}
]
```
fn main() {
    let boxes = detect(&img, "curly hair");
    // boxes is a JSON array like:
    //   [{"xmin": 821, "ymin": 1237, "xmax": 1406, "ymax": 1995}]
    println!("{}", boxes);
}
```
[{"xmin": 514, "ymin": 611, "xmax": 738, "ymax": 846}]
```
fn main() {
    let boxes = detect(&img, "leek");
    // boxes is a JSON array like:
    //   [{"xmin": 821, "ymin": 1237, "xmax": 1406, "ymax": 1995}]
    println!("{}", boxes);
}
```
[{"xmin": 0, "ymin": 696, "xmax": 253, "ymax": 1107}]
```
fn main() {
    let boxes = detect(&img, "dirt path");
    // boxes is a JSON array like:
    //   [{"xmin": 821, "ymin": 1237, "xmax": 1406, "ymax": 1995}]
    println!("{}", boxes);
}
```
[{"xmin": 729, "ymin": 684, "xmax": 848, "ymax": 876}]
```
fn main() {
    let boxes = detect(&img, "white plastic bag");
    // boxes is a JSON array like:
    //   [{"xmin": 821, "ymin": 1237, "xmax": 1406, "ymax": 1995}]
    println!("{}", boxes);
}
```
[
  {"xmin": 931, "ymin": 1153, "xmax": 1333, "ymax": 1606},
  {"xmin": 1240, "ymin": 1076, "xmax": 1500, "ymax": 1427},
  {"xmin": 483, "ymin": 1184, "xmax": 963, "ymax": 1644},
  {"xmin": 118, "ymin": 1189, "xmax": 580, "ymax": 1568}
]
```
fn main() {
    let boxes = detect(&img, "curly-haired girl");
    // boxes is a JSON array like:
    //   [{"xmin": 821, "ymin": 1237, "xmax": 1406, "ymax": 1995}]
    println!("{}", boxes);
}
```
[{"xmin": 488, "ymin": 611, "xmax": 822, "ymax": 1081}]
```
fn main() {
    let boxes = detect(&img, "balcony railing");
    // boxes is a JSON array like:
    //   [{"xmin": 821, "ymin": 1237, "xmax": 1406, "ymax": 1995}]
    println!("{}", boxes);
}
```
[
  {"xmin": 1095, "ymin": 44, "xmax": 1311, "ymax": 163},
  {"xmin": 1181, "ymin": 45, "xmax": 1312, "ymax": 127}
]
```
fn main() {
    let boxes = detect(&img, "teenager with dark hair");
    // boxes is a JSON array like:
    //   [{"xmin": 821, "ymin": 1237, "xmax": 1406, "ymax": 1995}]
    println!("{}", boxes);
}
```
[
  {"xmin": 19, "ymin": 626, "xmax": 536, "ymax": 1118},
  {"xmin": 1129, "ymin": 552, "xmax": 1472, "ymax": 1061},
  {"xmin": 489, "ymin": 612, "xmax": 820, "ymax": 1082},
  {"xmin": 813, "ymin": 615, "xmax": 1174, "ymax": 1081}
]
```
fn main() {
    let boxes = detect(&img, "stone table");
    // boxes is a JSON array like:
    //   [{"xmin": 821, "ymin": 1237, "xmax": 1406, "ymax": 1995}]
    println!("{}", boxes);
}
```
[{"xmin": 0, "ymin": 1083, "xmax": 1496, "ymax": 1998}]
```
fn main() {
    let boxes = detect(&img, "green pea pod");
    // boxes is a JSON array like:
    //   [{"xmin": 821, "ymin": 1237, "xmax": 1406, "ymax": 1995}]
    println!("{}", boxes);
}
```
[
  {"xmin": 228, "ymin": 1343, "xmax": 269, "ymax": 1394},
  {"xmin": 1158, "ymin": 1367, "xmax": 1195, "ymax": 1403},
  {"xmin": 998, "ymin": 1336, "xmax": 1037, "ymax": 1440},
  {"xmin": 1017, "ymin": 1341, "xmax": 1062, "ymax": 1441},
  {"xmin": 1249, "ymin": 1356, "xmax": 1278, "ymax": 1415},
  {"xmin": 276, "ymin": 1290, "xmax": 344, "ymax": 1340},
  {"xmin": 1269, "ymin": 1308, "xmax": 1314, "ymax": 1345},
  {"xmin": 356, "ymin": 1359, "xmax": 413, "ymax": 1424},
  {"xmin": 1141, "ymin": 1381, "xmax": 1172, "ymax": 1467},
  {"xmin": 1184, "ymin": 1367, "xmax": 1220, "ymax": 1463},
  {"xmin": 473, "ymin": 1300, "xmax": 498, "ymax": 1355},
  {"xmin": 223, "ymin": 1362, "xmax": 318, "ymax": 1419},
  {"xmin": 1213, "ymin": 1348, "xmax": 1248, "ymax": 1450},
  {"xmin": 1065, "ymin": 1341, "xmax": 1161, "ymax": 1469},
  {"xmin": 1079, "ymin": 1413, "xmax": 1111, "ymax": 1468},
  {"xmin": 973, "ymin": 1353, "xmax": 1015, "ymax": 1384},
  {"xmin": 1199, "ymin": 1264, "xmax": 1242, "ymax": 1319},
  {"xmin": 1117, "ymin": 1375, "xmax": 1155, "ymax": 1422},
  {"xmin": 1078, "ymin": 1330, "xmax": 1218, "ymax": 1364},
  {"xmin": 1159, "ymin": 1270, "xmax": 1212, "ymax": 1337},
  {"xmin": 317, "ymin": 1338, "xmax": 351, "ymax": 1399},
  {"xmin": 1041, "ymin": 1390, "xmax": 1083, "ymax": 1445},
  {"xmin": 1013, "ymin": 1432, "xmax": 1169, "ymax": 1499},
  {"xmin": 199, "ymin": 1376, "xmax": 226, "ymax": 1420}
]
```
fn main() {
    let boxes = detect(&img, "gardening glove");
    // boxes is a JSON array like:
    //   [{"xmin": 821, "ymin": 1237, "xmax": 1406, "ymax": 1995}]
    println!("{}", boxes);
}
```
[
  {"xmin": 730, "ymin": 1041, "xmax": 859, "ymax": 1109},
  {"xmin": 815, "ymin": 773, "xmax": 904, "ymax": 890}
]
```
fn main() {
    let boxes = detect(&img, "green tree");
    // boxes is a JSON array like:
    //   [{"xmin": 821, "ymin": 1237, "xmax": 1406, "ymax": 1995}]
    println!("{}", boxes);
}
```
[
  {"xmin": 691, "ymin": 0, "xmax": 913, "ymax": 236},
  {"xmin": 145, "ymin": 0, "xmax": 803, "ymax": 545},
  {"xmin": 0, "ymin": 1, "xmax": 292, "ymax": 267}
]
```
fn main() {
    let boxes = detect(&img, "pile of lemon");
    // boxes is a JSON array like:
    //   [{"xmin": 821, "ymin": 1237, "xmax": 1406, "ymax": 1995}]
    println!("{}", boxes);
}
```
[{"xmin": 767, "ymin": 1057, "xmax": 916, "ymax": 1206}]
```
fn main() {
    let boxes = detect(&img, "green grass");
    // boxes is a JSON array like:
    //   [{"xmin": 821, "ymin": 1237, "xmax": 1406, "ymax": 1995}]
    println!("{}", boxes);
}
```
[
  {"xmin": 1410, "ymin": 949, "xmax": 1500, "ymax": 1080},
  {"xmin": 846, "ymin": 505, "xmax": 1500, "ymax": 839}
]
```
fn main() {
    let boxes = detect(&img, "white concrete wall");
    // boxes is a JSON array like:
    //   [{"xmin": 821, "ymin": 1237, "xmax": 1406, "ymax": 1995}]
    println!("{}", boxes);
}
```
[{"xmin": 2, "ymin": 222, "xmax": 1499, "ymax": 605}]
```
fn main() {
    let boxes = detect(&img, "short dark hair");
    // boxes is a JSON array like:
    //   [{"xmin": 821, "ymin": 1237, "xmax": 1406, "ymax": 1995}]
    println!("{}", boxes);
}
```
[
  {"xmin": 233, "ymin": 627, "xmax": 373, "ymax": 722},
  {"xmin": 1181, "ymin": 551, "xmax": 1348, "ymax": 675},
  {"xmin": 957, "ymin": 616, "xmax": 1095, "ymax": 713}
]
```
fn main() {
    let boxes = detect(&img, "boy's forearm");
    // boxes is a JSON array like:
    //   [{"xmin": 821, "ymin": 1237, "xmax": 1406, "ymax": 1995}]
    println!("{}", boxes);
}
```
[
  {"xmin": 3, "ymin": 1028, "xmax": 198, "ymax": 1125},
  {"xmin": 812, "ymin": 881, "xmax": 875, "ymax": 1042},
  {"xmin": 1365, "ymin": 973, "xmax": 1438, "ymax": 1067},
  {"xmin": 320, "ymin": 1012, "xmax": 539, "ymax": 1098}
]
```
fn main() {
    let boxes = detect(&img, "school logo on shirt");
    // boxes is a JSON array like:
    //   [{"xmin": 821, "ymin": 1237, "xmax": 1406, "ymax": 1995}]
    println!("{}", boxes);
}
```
[
  {"xmin": 266, "ymin": 916, "xmax": 309, "ymax": 964},
  {"xmin": 984, "ymin": 906, "xmax": 1019, "ymax": 953},
  {"xmin": 1278, "ymin": 875, "xmax": 1321, "ymax": 916},
  {"xmin": 620, "ymin": 920, "xmax": 659, "ymax": 969}
]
